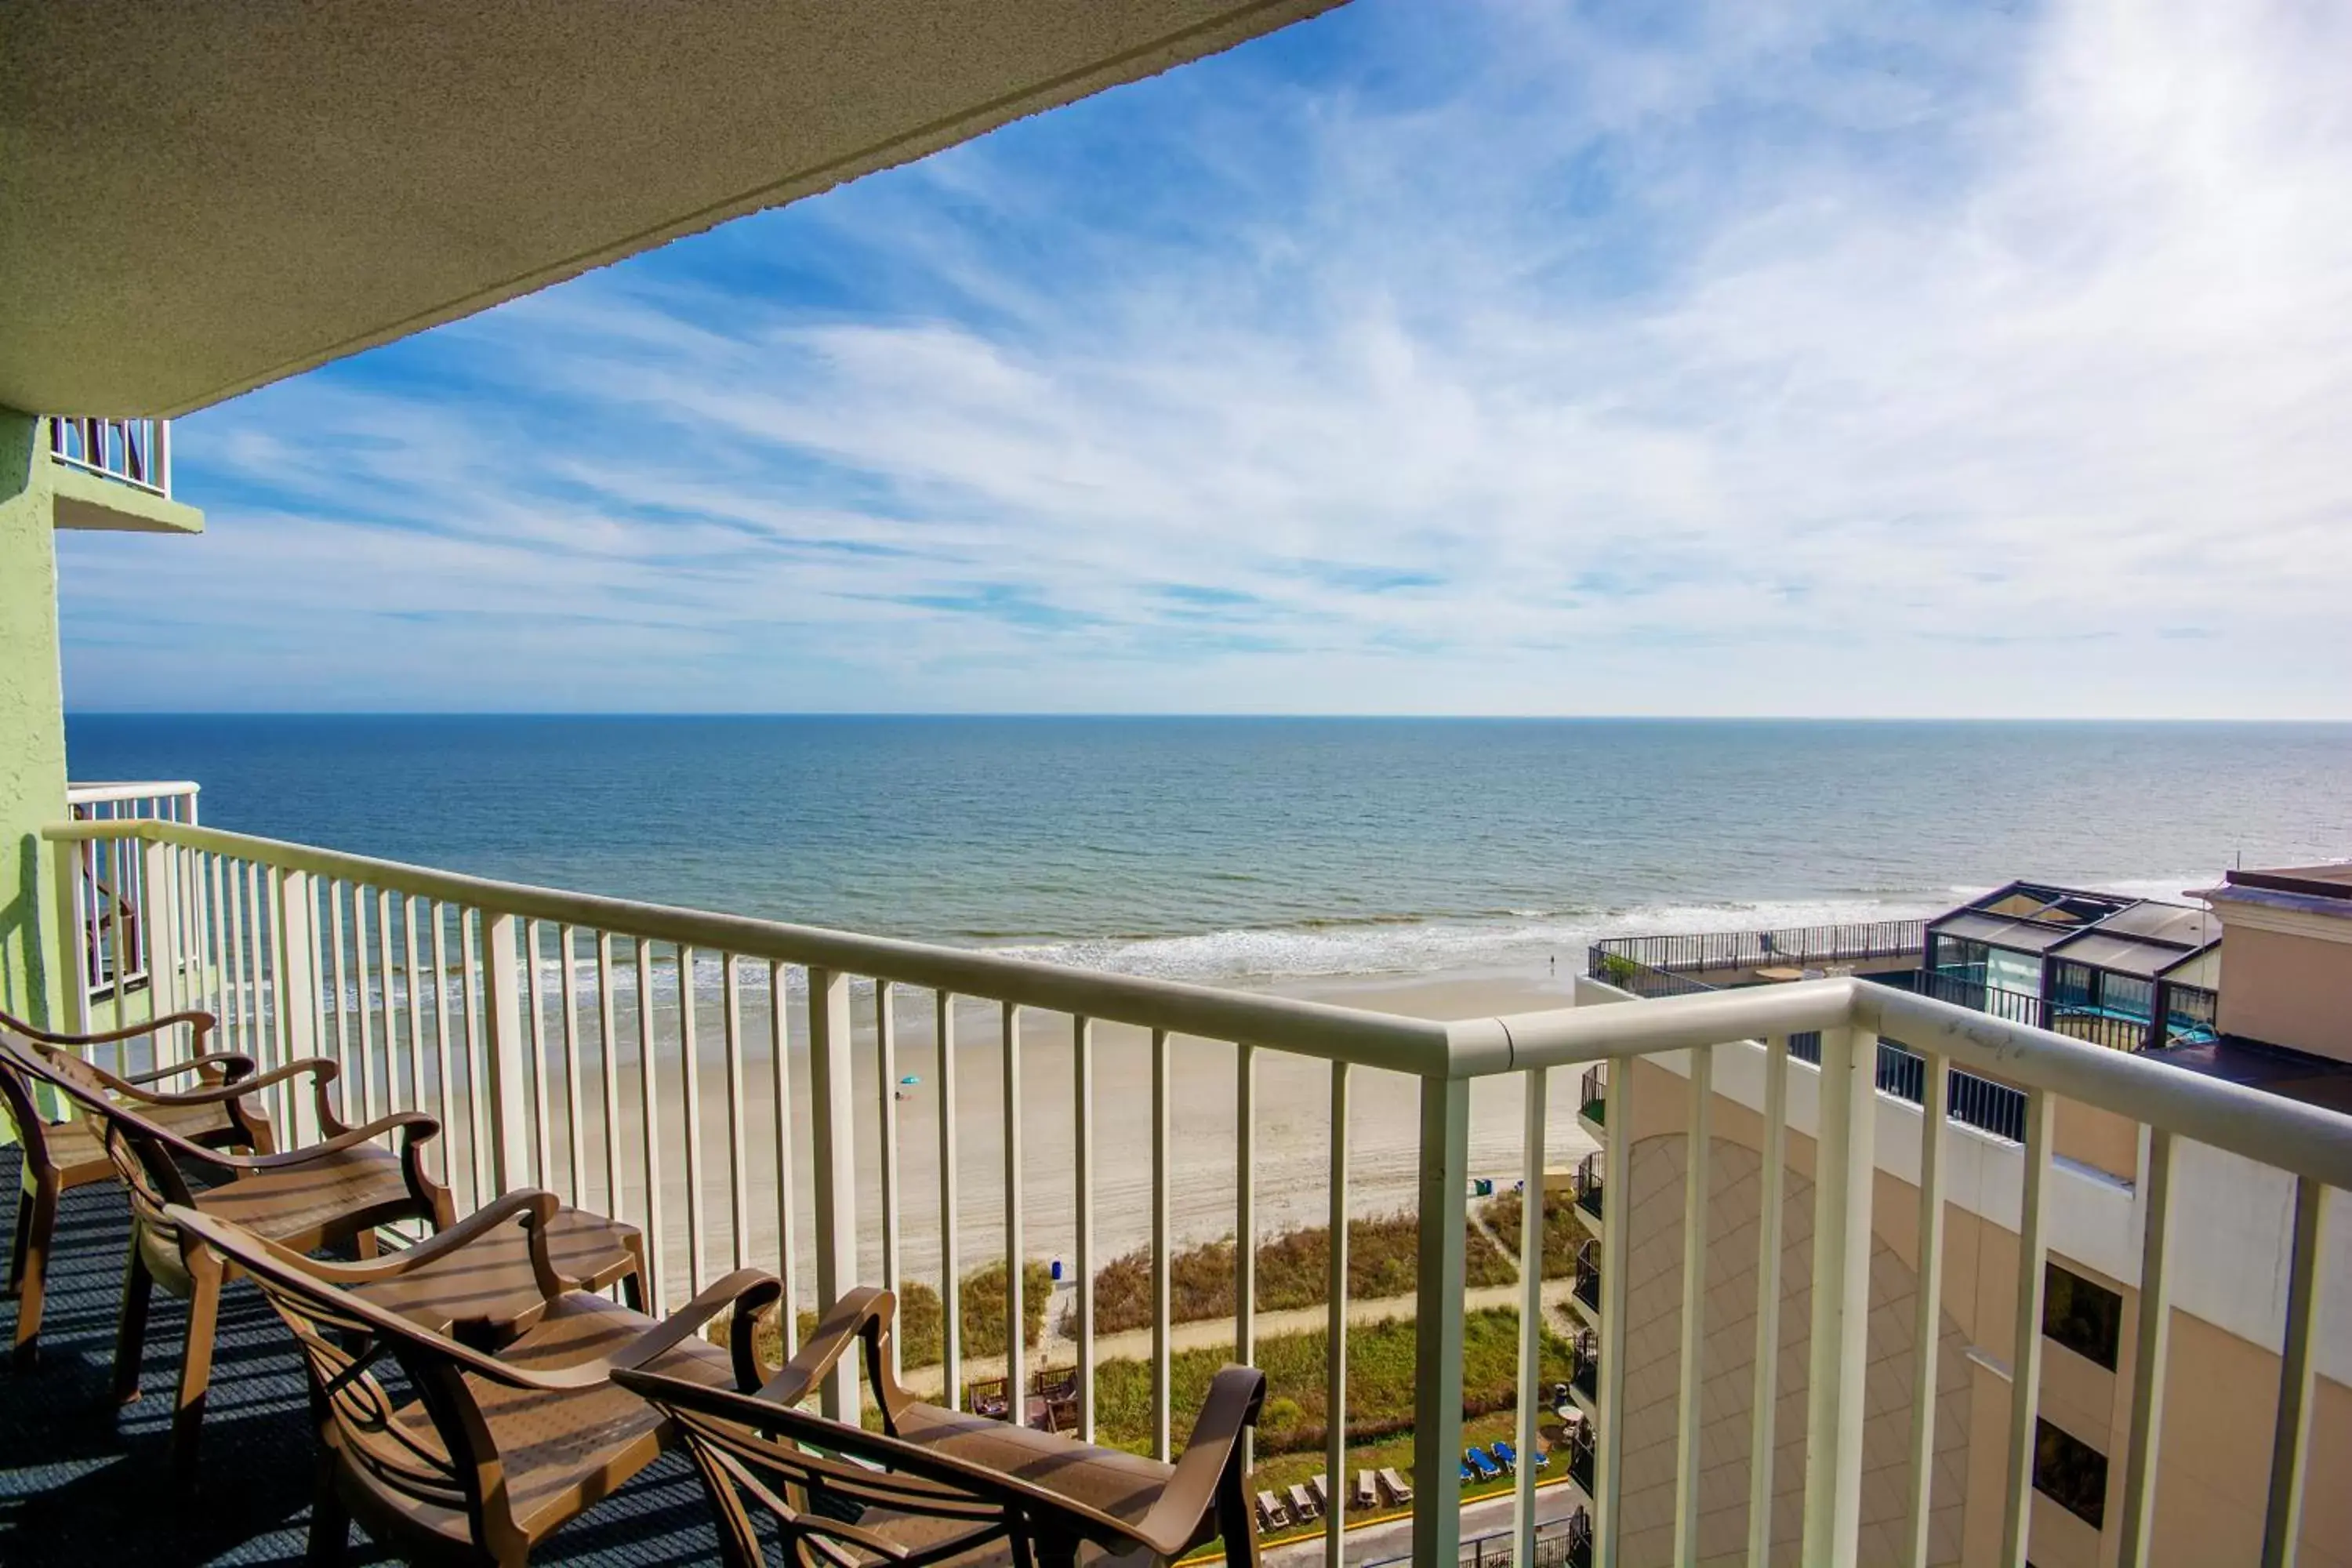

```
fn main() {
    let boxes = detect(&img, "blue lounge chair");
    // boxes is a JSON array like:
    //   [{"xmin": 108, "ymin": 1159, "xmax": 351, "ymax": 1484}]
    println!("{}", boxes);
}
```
[
  {"xmin": 1466, "ymin": 1447, "xmax": 1501, "ymax": 1482},
  {"xmin": 1459, "ymin": 1459, "xmax": 1475, "ymax": 1484},
  {"xmin": 1492, "ymin": 1439, "xmax": 1520, "ymax": 1472}
]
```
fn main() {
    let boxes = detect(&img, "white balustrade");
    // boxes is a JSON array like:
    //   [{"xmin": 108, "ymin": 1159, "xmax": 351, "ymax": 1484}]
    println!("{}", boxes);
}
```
[
  {"xmin": 39, "ymin": 814, "xmax": 2352, "ymax": 1568},
  {"xmin": 45, "ymin": 416, "xmax": 172, "ymax": 495}
]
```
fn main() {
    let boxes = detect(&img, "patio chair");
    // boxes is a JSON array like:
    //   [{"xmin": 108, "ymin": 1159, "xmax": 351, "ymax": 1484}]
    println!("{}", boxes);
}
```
[
  {"xmin": 1309, "ymin": 1472, "xmax": 1330, "ymax": 1513},
  {"xmin": 1, "ymin": 1032, "xmax": 452, "ymax": 1476},
  {"xmin": 1258, "ymin": 1491, "xmax": 1292, "ymax": 1532},
  {"xmin": 1287, "ymin": 1482, "xmax": 1319, "ymax": 1522},
  {"xmin": 1490, "ymin": 1439, "xmax": 1520, "ymax": 1474},
  {"xmin": 1466, "ymin": 1446, "xmax": 1501, "ymax": 1482},
  {"xmin": 171, "ymin": 1194, "xmax": 762, "ymax": 1566},
  {"xmin": 615, "ymin": 1283, "xmax": 1268, "ymax": 1568},
  {"xmin": 0, "ymin": 1008, "xmax": 269, "ymax": 1365},
  {"xmin": 1354, "ymin": 1471, "xmax": 1377, "ymax": 1511},
  {"xmin": 1377, "ymin": 1467, "xmax": 1414, "ymax": 1506}
]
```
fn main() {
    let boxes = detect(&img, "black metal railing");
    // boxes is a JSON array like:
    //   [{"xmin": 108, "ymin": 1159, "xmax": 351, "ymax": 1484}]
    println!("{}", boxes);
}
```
[
  {"xmin": 1883, "ymin": 967, "xmax": 2219, "ymax": 1055},
  {"xmin": 1566, "ymin": 1428, "xmax": 1595, "ymax": 1493},
  {"xmin": 1585, "ymin": 946, "xmax": 1715, "ymax": 999},
  {"xmin": 1578, "ymin": 1065, "xmax": 1606, "ymax": 1125},
  {"xmin": 1566, "ymin": 1509, "xmax": 1593, "ymax": 1568},
  {"xmin": 1571, "ymin": 1327, "xmax": 1596, "ymax": 1400},
  {"xmin": 1589, "ymin": 919, "xmax": 1926, "ymax": 979},
  {"xmin": 1574, "ymin": 1152, "xmax": 1604, "ymax": 1221},
  {"xmin": 1573, "ymin": 1240, "xmax": 1600, "ymax": 1311}
]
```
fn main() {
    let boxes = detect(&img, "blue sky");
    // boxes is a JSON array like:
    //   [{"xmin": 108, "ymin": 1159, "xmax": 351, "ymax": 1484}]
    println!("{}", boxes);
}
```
[{"xmin": 58, "ymin": 0, "xmax": 2352, "ymax": 717}]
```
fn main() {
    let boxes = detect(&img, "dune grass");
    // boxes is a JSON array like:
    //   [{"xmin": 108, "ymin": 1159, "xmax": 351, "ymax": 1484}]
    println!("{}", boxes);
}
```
[
  {"xmin": 738, "ymin": 1259, "xmax": 1054, "ymax": 1371},
  {"xmin": 1076, "ymin": 1210, "xmax": 1519, "ymax": 1338}
]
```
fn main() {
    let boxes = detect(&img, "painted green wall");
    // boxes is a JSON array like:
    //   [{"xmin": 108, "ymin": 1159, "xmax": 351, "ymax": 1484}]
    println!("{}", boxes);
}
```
[{"xmin": 0, "ymin": 406, "xmax": 66, "ymax": 1028}]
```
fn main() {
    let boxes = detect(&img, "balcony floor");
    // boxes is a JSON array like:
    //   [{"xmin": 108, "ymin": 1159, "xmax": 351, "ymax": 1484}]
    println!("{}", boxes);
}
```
[{"xmin": 0, "ymin": 1151, "xmax": 737, "ymax": 1566}]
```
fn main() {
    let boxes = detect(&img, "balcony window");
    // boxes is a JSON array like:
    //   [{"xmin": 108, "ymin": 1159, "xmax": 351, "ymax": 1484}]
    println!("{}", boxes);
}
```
[
  {"xmin": 2102, "ymin": 974, "xmax": 2155, "ymax": 1022},
  {"xmin": 2033, "ymin": 1417, "xmax": 2108, "ymax": 1529},
  {"xmin": 2043, "ymin": 1263, "xmax": 2122, "ymax": 1370},
  {"xmin": 1929, "ymin": 935, "xmax": 1987, "ymax": 978},
  {"xmin": 2049, "ymin": 960, "xmax": 2096, "ymax": 1012},
  {"xmin": 1985, "ymin": 945, "xmax": 2042, "ymax": 997}
]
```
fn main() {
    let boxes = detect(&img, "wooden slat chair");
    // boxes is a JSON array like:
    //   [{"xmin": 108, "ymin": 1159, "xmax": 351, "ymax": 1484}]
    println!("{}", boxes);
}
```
[
  {"xmin": 170, "ymin": 1194, "xmax": 766, "ymax": 1566},
  {"xmin": 0, "ymin": 1031, "xmax": 452, "ymax": 1477},
  {"xmin": 0, "ymin": 1007, "xmax": 271, "ymax": 1365},
  {"xmin": 616, "ymin": 1285, "xmax": 1268, "ymax": 1568}
]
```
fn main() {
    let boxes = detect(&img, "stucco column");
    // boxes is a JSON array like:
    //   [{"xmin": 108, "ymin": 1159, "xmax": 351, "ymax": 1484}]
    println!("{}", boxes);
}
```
[{"xmin": 0, "ymin": 408, "xmax": 67, "ymax": 1027}]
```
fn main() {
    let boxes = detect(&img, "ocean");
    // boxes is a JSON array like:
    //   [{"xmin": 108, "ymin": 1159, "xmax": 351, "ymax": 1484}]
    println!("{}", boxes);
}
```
[{"xmin": 63, "ymin": 716, "xmax": 2352, "ymax": 986}]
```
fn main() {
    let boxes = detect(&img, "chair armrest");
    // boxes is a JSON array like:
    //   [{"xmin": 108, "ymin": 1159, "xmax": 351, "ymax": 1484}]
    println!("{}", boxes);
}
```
[
  {"xmin": 122, "ymin": 1050, "xmax": 256, "ymax": 1087},
  {"xmin": 751, "ymin": 1284, "xmax": 898, "ymax": 1414},
  {"xmin": 7, "ymin": 1008, "xmax": 218, "ymax": 1049},
  {"xmin": 263, "ymin": 1190, "xmax": 561, "ymax": 1287},
  {"xmin": 218, "ymin": 1110, "xmax": 438, "ymax": 1171},
  {"xmin": 485, "ymin": 1268, "xmax": 783, "ymax": 1393},
  {"xmin": 112, "ymin": 1054, "xmax": 335, "ymax": 1110},
  {"xmin": 1132, "ymin": 1364, "xmax": 1267, "ymax": 1557},
  {"xmin": 611, "ymin": 1269, "xmax": 782, "ymax": 1375}
]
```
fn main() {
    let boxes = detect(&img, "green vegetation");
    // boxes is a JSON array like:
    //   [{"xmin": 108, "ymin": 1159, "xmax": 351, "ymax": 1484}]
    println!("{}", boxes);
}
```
[
  {"xmin": 735, "ymin": 1260, "xmax": 1053, "ymax": 1371},
  {"xmin": 1076, "ymin": 1210, "xmax": 1516, "ymax": 1338},
  {"xmin": 1475, "ymin": 1188, "xmax": 1591, "ymax": 1279},
  {"xmin": 1596, "ymin": 952, "xmax": 1641, "ymax": 987},
  {"xmin": 1093, "ymin": 1306, "xmax": 1571, "ymax": 1462}
]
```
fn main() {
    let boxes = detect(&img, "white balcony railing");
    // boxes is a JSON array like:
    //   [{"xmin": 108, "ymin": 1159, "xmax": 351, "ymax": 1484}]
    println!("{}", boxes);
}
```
[
  {"xmin": 38, "ymin": 814, "xmax": 2351, "ymax": 1568},
  {"xmin": 62, "ymin": 781, "xmax": 201, "ymax": 1000},
  {"xmin": 45, "ymin": 416, "xmax": 172, "ymax": 496}
]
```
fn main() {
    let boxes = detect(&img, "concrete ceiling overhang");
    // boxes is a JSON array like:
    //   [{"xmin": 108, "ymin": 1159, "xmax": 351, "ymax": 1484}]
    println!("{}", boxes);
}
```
[{"xmin": 2, "ymin": 0, "xmax": 1342, "ymax": 419}]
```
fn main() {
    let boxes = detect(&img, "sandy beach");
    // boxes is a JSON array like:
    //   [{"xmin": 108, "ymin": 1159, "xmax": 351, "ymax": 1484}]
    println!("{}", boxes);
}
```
[{"xmin": 503, "ymin": 958, "xmax": 1602, "ymax": 1312}]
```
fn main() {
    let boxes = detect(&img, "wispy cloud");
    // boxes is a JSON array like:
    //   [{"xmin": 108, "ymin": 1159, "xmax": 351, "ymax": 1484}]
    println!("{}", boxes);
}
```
[{"xmin": 58, "ymin": 0, "xmax": 2352, "ymax": 716}]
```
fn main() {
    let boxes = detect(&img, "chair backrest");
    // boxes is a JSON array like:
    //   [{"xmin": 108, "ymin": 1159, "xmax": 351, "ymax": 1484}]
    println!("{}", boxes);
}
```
[
  {"xmin": 169, "ymin": 1203, "xmax": 528, "ymax": 1559},
  {"xmin": 0, "ymin": 1030, "xmax": 65, "ymax": 1174},
  {"xmin": 0, "ymin": 1033, "xmax": 199, "ymax": 1229},
  {"xmin": 615, "ymin": 1366, "xmax": 1135, "ymax": 1568}
]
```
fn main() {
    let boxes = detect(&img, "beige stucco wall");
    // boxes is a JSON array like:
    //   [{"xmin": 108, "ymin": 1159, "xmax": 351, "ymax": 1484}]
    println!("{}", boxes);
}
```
[
  {"xmin": 1620, "ymin": 1054, "xmax": 2351, "ymax": 1566},
  {"xmin": 1617, "ymin": 1065, "xmax": 1973, "ymax": 1566},
  {"xmin": 2213, "ymin": 923, "xmax": 2352, "ymax": 1063}
]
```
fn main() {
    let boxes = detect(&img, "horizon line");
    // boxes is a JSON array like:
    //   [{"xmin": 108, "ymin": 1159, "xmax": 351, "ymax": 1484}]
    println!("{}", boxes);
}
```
[{"xmin": 63, "ymin": 710, "xmax": 2352, "ymax": 724}]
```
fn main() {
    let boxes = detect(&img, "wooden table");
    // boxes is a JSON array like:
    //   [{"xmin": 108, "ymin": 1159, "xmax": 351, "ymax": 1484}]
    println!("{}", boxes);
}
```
[
  {"xmin": 354, "ymin": 1206, "xmax": 646, "ymax": 1344},
  {"xmin": 1754, "ymin": 965, "xmax": 1806, "ymax": 983}
]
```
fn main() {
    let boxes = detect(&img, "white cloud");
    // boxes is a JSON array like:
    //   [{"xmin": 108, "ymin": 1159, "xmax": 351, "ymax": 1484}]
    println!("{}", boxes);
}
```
[{"xmin": 58, "ymin": 0, "xmax": 2352, "ymax": 716}]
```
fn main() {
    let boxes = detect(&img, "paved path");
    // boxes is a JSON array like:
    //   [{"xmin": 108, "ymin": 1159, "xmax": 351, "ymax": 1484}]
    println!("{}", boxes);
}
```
[{"xmin": 1261, "ymin": 1476, "xmax": 1589, "ymax": 1568}]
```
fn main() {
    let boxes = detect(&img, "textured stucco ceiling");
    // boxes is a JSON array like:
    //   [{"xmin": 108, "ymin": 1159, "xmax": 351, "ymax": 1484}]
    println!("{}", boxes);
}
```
[{"xmin": 2, "ymin": 1, "xmax": 1341, "ymax": 418}]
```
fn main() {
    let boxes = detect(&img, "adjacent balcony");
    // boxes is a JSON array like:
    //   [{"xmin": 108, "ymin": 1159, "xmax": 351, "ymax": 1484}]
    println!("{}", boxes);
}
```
[
  {"xmin": 1573, "ymin": 1152, "xmax": 1604, "ymax": 1222},
  {"xmin": 40, "ymin": 416, "xmax": 201, "ymax": 534},
  {"xmin": 47, "ymin": 416, "xmax": 172, "ymax": 495},
  {"xmin": 7, "ymin": 808, "xmax": 2345, "ymax": 1566}
]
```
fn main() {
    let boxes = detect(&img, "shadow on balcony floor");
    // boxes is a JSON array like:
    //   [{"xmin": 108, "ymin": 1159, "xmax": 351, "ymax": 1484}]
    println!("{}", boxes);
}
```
[{"xmin": 0, "ymin": 1153, "xmax": 734, "ymax": 1566}]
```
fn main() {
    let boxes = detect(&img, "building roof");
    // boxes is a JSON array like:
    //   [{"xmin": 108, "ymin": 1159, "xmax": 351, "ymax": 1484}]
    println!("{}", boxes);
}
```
[
  {"xmin": 1929, "ymin": 879, "xmax": 2221, "ymax": 979},
  {"xmin": 2, "ymin": 0, "xmax": 1341, "ymax": 417},
  {"xmin": 2143, "ymin": 1035, "xmax": 2352, "ymax": 1119}
]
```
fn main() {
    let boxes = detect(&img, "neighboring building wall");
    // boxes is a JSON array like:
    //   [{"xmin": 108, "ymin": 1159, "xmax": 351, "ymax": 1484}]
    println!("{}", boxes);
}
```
[
  {"xmin": 1610, "ymin": 1122, "xmax": 1973, "ymax": 1566},
  {"xmin": 1611, "ymin": 1049, "xmax": 2352, "ymax": 1567},
  {"xmin": 0, "ymin": 408, "xmax": 66, "ymax": 1028},
  {"xmin": 2213, "ymin": 922, "xmax": 2352, "ymax": 1064}
]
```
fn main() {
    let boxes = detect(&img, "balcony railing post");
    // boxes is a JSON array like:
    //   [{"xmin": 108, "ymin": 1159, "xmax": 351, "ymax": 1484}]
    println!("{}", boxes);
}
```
[
  {"xmin": 480, "ymin": 912, "xmax": 532, "ymax": 1195},
  {"xmin": 273, "ymin": 869, "xmax": 320, "ymax": 1143},
  {"xmin": 808, "ymin": 966, "xmax": 859, "ymax": 1423},
  {"xmin": 141, "ymin": 836, "xmax": 180, "ymax": 1022},
  {"xmin": 1801, "ymin": 1025, "xmax": 1879, "ymax": 1566},
  {"xmin": 1410, "ymin": 1071, "xmax": 1470, "ymax": 1567}
]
